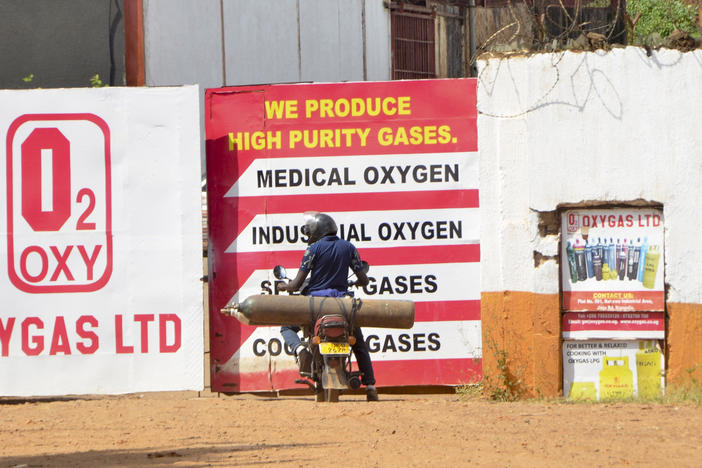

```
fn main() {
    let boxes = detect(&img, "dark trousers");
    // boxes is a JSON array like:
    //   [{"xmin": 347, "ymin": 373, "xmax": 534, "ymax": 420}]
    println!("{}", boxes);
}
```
[{"xmin": 350, "ymin": 327, "xmax": 375, "ymax": 386}]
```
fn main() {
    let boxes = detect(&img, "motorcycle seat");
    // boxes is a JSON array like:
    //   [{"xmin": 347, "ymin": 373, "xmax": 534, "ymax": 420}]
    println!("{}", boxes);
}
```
[{"xmin": 314, "ymin": 314, "xmax": 347, "ymax": 338}]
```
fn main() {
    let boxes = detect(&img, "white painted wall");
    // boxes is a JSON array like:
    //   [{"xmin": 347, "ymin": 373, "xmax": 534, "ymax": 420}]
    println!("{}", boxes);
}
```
[{"xmin": 478, "ymin": 47, "xmax": 702, "ymax": 303}]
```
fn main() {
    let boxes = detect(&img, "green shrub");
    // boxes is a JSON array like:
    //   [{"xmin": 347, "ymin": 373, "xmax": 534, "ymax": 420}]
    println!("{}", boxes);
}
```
[{"xmin": 627, "ymin": 0, "xmax": 698, "ymax": 40}]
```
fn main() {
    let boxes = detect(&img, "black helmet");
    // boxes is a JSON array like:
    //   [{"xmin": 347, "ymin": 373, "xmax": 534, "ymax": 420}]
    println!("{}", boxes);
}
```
[{"xmin": 301, "ymin": 211, "xmax": 337, "ymax": 244}]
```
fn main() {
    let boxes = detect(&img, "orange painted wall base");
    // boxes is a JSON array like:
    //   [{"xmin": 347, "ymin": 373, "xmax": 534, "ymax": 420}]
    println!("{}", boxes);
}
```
[
  {"xmin": 482, "ymin": 293, "xmax": 702, "ymax": 398},
  {"xmin": 666, "ymin": 303, "xmax": 702, "ymax": 384},
  {"xmin": 481, "ymin": 291, "xmax": 561, "ymax": 398}
]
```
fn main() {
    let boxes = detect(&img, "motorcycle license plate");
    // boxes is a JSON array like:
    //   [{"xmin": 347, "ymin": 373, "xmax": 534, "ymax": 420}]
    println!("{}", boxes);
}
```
[{"xmin": 319, "ymin": 342, "xmax": 350, "ymax": 355}]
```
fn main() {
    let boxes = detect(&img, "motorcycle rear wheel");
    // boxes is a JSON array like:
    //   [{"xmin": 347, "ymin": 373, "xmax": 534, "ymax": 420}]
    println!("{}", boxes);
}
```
[
  {"xmin": 315, "ymin": 388, "xmax": 339, "ymax": 402},
  {"xmin": 324, "ymin": 389, "xmax": 339, "ymax": 402}
]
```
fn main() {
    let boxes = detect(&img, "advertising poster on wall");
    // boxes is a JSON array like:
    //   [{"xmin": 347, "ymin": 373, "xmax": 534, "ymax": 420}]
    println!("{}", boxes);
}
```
[
  {"xmin": 562, "ymin": 311, "xmax": 665, "ymax": 340},
  {"xmin": 563, "ymin": 340, "xmax": 664, "ymax": 401},
  {"xmin": 205, "ymin": 80, "xmax": 480, "ymax": 392},
  {"xmin": 0, "ymin": 87, "xmax": 204, "ymax": 396},
  {"xmin": 561, "ymin": 208, "xmax": 664, "ymax": 313}
]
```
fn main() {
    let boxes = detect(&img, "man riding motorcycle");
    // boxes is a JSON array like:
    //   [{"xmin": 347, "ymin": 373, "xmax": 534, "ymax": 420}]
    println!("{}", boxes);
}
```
[{"xmin": 278, "ymin": 211, "xmax": 379, "ymax": 401}]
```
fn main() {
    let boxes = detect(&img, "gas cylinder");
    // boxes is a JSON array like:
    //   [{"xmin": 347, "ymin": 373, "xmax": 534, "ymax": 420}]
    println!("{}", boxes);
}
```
[
  {"xmin": 636, "ymin": 341, "xmax": 663, "ymax": 399},
  {"xmin": 568, "ymin": 381, "xmax": 596, "ymax": 401},
  {"xmin": 642, "ymin": 245, "xmax": 660, "ymax": 289},
  {"xmin": 222, "ymin": 294, "xmax": 415, "ymax": 329},
  {"xmin": 599, "ymin": 356, "xmax": 634, "ymax": 400}
]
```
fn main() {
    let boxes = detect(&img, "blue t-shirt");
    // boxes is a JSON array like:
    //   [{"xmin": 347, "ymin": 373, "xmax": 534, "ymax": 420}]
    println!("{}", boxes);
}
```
[{"xmin": 300, "ymin": 235, "xmax": 364, "ymax": 293}]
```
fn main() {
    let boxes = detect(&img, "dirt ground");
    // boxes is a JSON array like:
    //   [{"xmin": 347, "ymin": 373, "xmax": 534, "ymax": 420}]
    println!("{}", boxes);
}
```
[{"xmin": 1, "ymin": 389, "xmax": 701, "ymax": 468}]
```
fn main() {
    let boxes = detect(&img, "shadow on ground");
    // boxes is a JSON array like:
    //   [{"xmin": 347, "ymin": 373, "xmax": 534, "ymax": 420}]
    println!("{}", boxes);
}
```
[{"xmin": 1, "ymin": 441, "xmax": 334, "ymax": 467}]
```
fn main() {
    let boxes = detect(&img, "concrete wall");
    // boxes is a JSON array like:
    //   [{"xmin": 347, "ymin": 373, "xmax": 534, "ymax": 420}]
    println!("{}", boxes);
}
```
[
  {"xmin": 477, "ymin": 47, "xmax": 702, "ymax": 396},
  {"xmin": 0, "ymin": 0, "xmax": 125, "ymax": 89}
]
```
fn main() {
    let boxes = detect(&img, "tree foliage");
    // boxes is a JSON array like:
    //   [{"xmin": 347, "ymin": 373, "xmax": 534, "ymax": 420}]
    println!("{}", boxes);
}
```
[{"xmin": 627, "ymin": 0, "xmax": 699, "ymax": 39}]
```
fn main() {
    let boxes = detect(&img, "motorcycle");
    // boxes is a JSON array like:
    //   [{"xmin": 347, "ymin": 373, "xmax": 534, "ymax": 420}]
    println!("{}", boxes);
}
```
[
  {"xmin": 221, "ymin": 261, "xmax": 414, "ymax": 402},
  {"xmin": 272, "ymin": 262, "xmax": 368, "ymax": 403}
]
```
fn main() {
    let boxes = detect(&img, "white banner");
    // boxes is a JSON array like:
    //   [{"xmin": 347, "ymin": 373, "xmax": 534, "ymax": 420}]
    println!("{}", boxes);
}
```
[
  {"xmin": 0, "ymin": 87, "xmax": 203, "ymax": 396},
  {"xmin": 227, "ymin": 208, "xmax": 479, "ymax": 252},
  {"xmin": 218, "ymin": 320, "xmax": 482, "ymax": 376},
  {"xmin": 226, "ymin": 152, "xmax": 478, "ymax": 197},
  {"xmin": 230, "ymin": 263, "xmax": 481, "ymax": 305}
]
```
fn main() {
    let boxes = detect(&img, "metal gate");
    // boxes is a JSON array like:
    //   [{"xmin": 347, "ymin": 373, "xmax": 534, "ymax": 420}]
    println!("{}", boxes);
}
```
[{"xmin": 391, "ymin": 8, "xmax": 436, "ymax": 80}]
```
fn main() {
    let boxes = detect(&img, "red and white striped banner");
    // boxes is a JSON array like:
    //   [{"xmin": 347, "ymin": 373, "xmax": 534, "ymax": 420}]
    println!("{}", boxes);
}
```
[{"xmin": 205, "ymin": 80, "xmax": 480, "ymax": 392}]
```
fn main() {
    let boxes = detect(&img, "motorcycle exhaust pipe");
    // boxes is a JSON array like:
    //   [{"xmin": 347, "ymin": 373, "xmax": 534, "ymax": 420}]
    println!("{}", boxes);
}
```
[{"xmin": 348, "ymin": 374, "xmax": 362, "ymax": 390}]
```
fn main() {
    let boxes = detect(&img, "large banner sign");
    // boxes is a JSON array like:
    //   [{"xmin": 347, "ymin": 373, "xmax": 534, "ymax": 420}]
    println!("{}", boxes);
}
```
[
  {"xmin": 0, "ymin": 87, "xmax": 204, "ymax": 396},
  {"xmin": 205, "ymin": 80, "xmax": 480, "ymax": 392}
]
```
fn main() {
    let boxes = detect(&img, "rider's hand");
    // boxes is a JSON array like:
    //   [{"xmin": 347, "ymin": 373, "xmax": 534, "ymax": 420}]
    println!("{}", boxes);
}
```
[{"xmin": 278, "ymin": 283, "xmax": 289, "ymax": 292}]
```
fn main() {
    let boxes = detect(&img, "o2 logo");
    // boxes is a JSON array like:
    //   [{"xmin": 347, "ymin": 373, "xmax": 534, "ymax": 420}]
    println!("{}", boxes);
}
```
[
  {"xmin": 6, "ymin": 114, "xmax": 112, "ymax": 293},
  {"xmin": 566, "ymin": 211, "xmax": 580, "ymax": 234}
]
